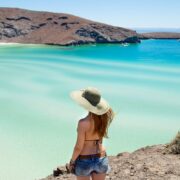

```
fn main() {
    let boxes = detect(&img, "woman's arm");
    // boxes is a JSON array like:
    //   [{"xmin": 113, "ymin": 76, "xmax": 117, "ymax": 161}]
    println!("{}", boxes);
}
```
[{"xmin": 70, "ymin": 120, "xmax": 86, "ymax": 161}]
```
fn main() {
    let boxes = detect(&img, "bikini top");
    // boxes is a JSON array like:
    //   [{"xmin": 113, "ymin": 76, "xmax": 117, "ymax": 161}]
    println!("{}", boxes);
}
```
[{"xmin": 84, "ymin": 138, "xmax": 103, "ymax": 153}]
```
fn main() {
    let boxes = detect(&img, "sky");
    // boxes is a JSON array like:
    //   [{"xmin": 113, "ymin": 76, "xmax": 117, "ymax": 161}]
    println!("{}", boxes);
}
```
[{"xmin": 0, "ymin": 0, "xmax": 180, "ymax": 28}]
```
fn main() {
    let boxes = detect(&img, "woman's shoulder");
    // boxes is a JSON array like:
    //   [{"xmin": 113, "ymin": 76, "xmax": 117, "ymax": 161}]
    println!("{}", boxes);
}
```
[
  {"xmin": 78, "ymin": 117, "xmax": 90, "ymax": 130},
  {"xmin": 78, "ymin": 117, "xmax": 89, "ymax": 125}
]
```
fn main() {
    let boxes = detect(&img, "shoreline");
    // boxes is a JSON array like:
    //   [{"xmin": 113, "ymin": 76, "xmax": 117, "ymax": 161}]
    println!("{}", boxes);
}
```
[{"xmin": 0, "ymin": 38, "xmax": 179, "ymax": 48}]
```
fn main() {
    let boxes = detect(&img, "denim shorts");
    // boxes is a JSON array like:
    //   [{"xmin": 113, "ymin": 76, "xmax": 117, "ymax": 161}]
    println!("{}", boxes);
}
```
[{"xmin": 74, "ymin": 155, "xmax": 111, "ymax": 176}]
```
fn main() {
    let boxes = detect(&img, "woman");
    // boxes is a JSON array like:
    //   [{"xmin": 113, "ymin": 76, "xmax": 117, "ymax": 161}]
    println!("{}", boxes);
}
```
[{"xmin": 68, "ymin": 87, "xmax": 114, "ymax": 180}]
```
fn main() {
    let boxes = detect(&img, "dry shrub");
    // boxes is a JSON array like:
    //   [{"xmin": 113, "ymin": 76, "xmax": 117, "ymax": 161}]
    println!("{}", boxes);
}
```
[{"xmin": 164, "ymin": 131, "xmax": 180, "ymax": 154}]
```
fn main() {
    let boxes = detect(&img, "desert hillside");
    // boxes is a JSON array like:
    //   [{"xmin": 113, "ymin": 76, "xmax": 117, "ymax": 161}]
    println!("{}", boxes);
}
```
[{"xmin": 0, "ymin": 8, "xmax": 140, "ymax": 46}]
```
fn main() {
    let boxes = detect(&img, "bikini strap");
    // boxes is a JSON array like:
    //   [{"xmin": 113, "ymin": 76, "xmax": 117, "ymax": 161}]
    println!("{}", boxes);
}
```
[
  {"xmin": 85, "ymin": 139, "xmax": 100, "ymax": 141},
  {"xmin": 84, "ymin": 138, "xmax": 103, "ymax": 153}
]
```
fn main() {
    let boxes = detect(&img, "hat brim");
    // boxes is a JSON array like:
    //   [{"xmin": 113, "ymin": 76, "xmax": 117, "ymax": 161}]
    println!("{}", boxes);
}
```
[{"xmin": 70, "ymin": 90, "xmax": 110, "ymax": 115}]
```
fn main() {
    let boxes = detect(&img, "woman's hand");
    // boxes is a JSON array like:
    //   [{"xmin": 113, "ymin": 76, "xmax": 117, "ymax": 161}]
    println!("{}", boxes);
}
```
[{"xmin": 66, "ymin": 159, "xmax": 75, "ymax": 174}]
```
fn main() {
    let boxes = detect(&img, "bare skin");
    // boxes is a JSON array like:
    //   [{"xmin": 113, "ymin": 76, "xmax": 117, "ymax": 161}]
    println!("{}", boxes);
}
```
[
  {"xmin": 76, "ymin": 173, "xmax": 106, "ymax": 180},
  {"xmin": 70, "ymin": 112, "xmax": 106, "ymax": 180}
]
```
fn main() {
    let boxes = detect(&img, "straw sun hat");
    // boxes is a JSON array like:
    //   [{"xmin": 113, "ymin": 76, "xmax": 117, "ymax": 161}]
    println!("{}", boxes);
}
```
[{"xmin": 70, "ymin": 87, "xmax": 110, "ymax": 115}]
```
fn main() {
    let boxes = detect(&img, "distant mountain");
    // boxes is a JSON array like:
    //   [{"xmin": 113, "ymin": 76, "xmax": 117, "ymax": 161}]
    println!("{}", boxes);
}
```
[
  {"xmin": 0, "ymin": 8, "xmax": 140, "ymax": 46},
  {"xmin": 139, "ymin": 32, "xmax": 180, "ymax": 39}
]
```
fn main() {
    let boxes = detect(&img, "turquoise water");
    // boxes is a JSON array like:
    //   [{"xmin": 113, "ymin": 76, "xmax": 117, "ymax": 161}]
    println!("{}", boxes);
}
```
[{"xmin": 0, "ymin": 40, "xmax": 180, "ymax": 180}]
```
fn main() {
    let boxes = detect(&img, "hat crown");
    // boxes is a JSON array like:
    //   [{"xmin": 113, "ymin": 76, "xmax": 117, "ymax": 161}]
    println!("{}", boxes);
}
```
[{"xmin": 82, "ymin": 87, "xmax": 101, "ymax": 106}]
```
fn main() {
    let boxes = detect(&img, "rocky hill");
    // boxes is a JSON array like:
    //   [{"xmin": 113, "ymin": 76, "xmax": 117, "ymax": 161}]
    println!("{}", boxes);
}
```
[
  {"xmin": 0, "ymin": 8, "xmax": 140, "ymax": 46},
  {"xmin": 41, "ymin": 132, "xmax": 180, "ymax": 180}
]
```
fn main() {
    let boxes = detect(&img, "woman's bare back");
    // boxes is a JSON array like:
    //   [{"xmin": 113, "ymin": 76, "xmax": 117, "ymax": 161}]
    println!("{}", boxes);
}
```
[{"xmin": 79, "ymin": 115, "xmax": 106, "ymax": 155}]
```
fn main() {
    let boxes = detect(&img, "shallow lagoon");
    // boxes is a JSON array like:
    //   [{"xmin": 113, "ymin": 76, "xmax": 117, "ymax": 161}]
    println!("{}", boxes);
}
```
[{"xmin": 0, "ymin": 40, "xmax": 180, "ymax": 180}]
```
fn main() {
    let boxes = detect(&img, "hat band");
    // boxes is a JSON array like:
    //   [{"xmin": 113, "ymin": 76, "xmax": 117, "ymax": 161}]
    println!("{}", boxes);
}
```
[{"xmin": 82, "ymin": 92, "xmax": 100, "ymax": 106}]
